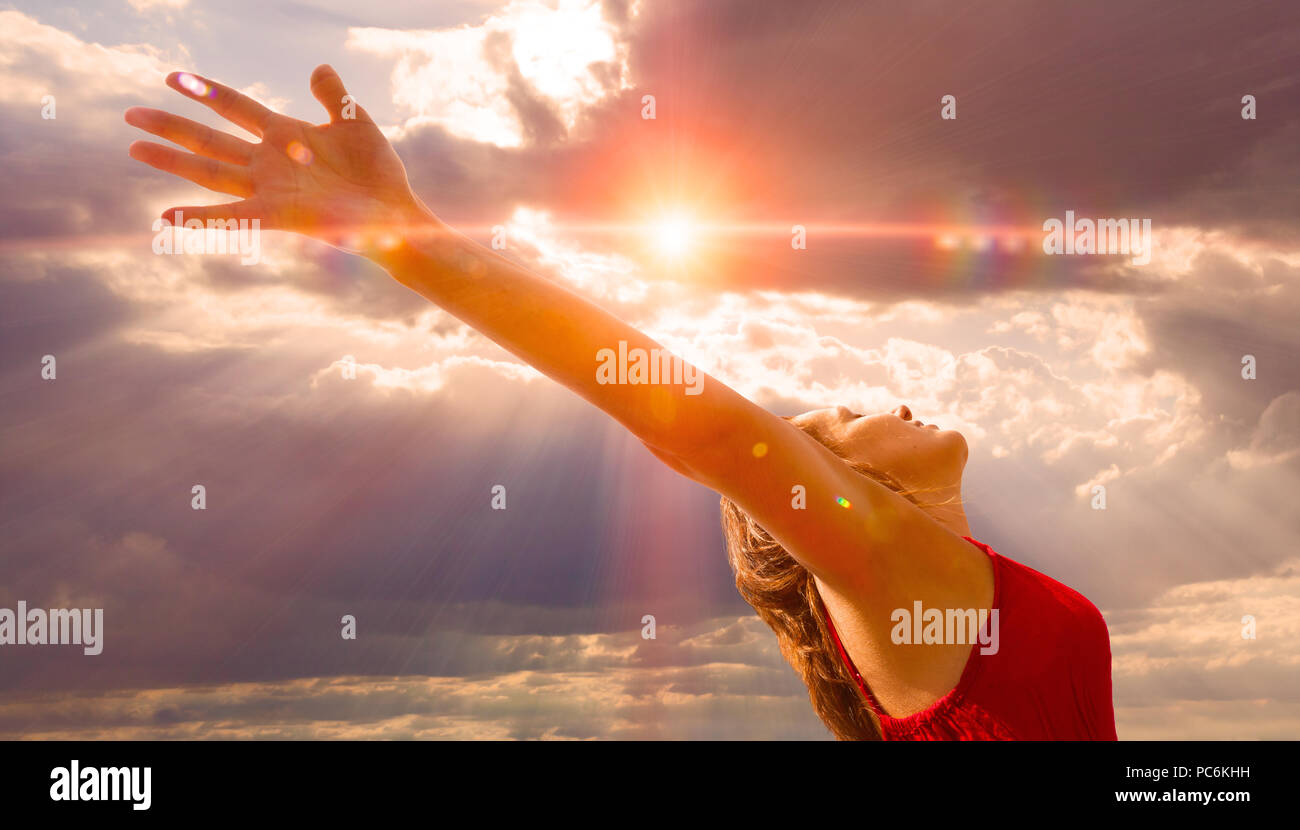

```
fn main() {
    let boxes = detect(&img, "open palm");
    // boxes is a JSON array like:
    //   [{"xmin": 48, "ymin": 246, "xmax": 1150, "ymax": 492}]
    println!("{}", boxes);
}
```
[{"xmin": 126, "ymin": 65, "xmax": 429, "ymax": 249}]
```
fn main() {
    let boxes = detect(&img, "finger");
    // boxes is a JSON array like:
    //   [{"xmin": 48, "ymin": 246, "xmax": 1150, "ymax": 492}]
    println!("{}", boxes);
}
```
[
  {"xmin": 124, "ymin": 107, "xmax": 254, "ymax": 165},
  {"xmin": 129, "ymin": 140, "xmax": 254, "ymax": 197},
  {"xmin": 166, "ymin": 71, "xmax": 274, "ymax": 137},
  {"xmin": 309, "ymin": 64, "xmax": 372, "ymax": 124},
  {"xmin": 161, "ymin": 200, "xmax": 264, "ymax": 225}
]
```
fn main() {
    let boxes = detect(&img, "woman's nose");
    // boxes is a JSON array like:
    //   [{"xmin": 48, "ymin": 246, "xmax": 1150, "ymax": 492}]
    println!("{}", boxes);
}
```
[{"xmin": 893, "ymin": 404, "xmax": 912, "ymax": 421}]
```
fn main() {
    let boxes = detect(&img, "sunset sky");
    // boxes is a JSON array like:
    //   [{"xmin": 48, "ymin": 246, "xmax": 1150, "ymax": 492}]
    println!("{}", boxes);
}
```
[{"xmin": 1, "ymin": 0, "xmax": 1298, "ymax": 739}]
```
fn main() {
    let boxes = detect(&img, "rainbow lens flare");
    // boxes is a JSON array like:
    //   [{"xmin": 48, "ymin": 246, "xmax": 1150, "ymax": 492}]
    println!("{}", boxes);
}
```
[
  {"xmin": 836, "ymin": 496, "xmax": 851, "ymax": 509},
  {"xmin": 176, "ymin": 73, "xmax": 212, "ymax": 99}
]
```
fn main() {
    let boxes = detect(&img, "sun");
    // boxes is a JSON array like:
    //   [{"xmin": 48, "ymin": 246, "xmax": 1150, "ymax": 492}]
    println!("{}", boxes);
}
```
[{"xmin": 651, "ymin": 213, "xmax": 694, "ymax": 259}]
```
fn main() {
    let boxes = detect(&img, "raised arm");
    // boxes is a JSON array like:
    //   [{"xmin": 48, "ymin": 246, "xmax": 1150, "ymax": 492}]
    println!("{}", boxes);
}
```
[
  {"xmin": 367, "ymin": 214, "xmax": 976, "ymax": 604},
  {"xmin": 124, "ymin": 66, "xmax": 983, "ymax": 611}
]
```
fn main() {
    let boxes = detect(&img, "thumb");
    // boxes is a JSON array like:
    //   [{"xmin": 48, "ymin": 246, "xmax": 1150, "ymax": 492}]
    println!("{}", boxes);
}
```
[{"xmin": 310, "ymin": 64, "xmax": 371, "ymax": 124}]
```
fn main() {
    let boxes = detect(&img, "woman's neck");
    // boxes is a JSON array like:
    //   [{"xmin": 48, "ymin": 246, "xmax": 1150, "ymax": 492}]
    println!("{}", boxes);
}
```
[{"xmin": 920, "ymin": 482, "xmax": 971, "ymax": 537}]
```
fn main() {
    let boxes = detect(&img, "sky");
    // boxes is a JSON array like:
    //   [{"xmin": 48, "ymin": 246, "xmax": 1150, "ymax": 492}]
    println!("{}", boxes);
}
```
[{"xmin": 0, "ymin": 0, "xmax": 1298, "ymax": 739}]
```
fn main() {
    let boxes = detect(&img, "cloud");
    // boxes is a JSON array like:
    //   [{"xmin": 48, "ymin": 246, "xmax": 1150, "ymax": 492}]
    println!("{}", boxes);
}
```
[
  {"xmin": 1109, "ymin": 558, "xmax": 1300, "ymax": 739},
  {"xmin": 128, "ymin": 0, "xmax": 190, "ymax": 11},
  {"xmin": 0, "ymin": 11, "xmax": 189, "ymax": 242},
  {"xmin": 0, "ymin": 614, "xmax": 826, "ymax": 740},
  {"xmin": 1227, "ymin": 392, "xmax": 1300, "ymax": 470},
  {"xmin": 348, "ymin": 0, "xmax": 637, "ymax": 147},
  {"xmin": 0, "ymin": 10, "xmax": 175, "ymax": 104}
]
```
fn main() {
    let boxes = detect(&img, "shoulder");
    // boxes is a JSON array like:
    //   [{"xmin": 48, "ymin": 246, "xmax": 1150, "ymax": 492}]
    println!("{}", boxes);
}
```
[{"xmin": 977, "ymin": 541, "xmax": 1111, "ymax": 652}]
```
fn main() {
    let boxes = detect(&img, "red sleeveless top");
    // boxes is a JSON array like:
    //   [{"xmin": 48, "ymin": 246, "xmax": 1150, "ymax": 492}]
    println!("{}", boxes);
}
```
[{"xmin": 824, "ymin": 537, "xmax": 1118, "ymax": 740}]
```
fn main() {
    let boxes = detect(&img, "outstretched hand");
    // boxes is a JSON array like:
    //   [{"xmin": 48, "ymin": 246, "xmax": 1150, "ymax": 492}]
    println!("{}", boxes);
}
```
[{"xmin": 125, "ymin": 65, "xmax": 434, "ymax": 250}]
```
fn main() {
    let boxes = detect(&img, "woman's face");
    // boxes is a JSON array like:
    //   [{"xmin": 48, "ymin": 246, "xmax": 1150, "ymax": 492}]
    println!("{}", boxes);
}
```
[{"xmin": 790, "ymin": 404, "xmax": 968, "ymax": 493}]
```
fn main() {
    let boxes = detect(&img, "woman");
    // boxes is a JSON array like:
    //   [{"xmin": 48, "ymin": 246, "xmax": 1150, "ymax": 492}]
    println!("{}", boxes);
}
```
[{"xmin": 125, "ymin": 66, "xmax": 1118, "ymax": 740}]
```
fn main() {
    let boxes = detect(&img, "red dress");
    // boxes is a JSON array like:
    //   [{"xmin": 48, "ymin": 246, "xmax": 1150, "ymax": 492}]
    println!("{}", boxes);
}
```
[{"xmin": 824, "ymin": 537, "xmax": 1118, "ymax": 740}]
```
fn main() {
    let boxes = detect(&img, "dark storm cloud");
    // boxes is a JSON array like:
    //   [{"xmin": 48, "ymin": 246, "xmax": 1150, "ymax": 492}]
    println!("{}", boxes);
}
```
[{"xmin": 628, "ymin": 0, "xmax": 1300, "ymax": 230}]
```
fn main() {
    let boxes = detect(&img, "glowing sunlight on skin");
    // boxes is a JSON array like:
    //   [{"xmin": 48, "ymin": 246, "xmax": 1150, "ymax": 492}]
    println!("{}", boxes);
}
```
[{"xmin": 176, "ymin": 73, "xmax": 214, "ymax": 99}]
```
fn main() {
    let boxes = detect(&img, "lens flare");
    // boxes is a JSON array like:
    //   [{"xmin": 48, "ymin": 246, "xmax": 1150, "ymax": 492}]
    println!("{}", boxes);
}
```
[
  {"xmin": 176, "ymin": 73, "xmax": 212, "ymax": 99},
  {"xmin": 286, "ymin": 141, "xmax": 313, "ymax": 165},
  {"xmin": 836, "ymin": 496, "xmax": 851, "ymax": 509}
]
